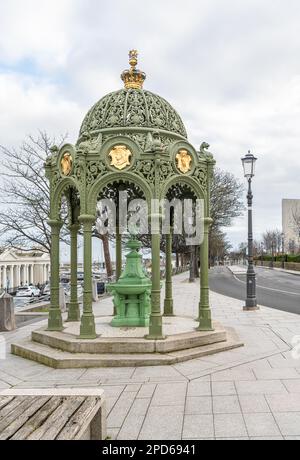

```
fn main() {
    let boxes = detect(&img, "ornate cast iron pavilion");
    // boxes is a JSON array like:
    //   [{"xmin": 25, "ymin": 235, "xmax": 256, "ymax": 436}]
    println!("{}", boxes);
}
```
[{"xmin": 45, "ymin": 50, "xmax": 216, "ymax": 340}]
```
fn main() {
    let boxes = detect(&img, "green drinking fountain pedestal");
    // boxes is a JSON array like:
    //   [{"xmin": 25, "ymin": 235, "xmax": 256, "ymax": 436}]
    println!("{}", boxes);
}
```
[{"xmin": 108, "ymin": 238, "xmax": 152, "ymax": 327}]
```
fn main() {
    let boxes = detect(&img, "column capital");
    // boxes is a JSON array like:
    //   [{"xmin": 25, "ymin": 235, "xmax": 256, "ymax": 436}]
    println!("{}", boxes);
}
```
[
  {"xmin": 48, "ymin": 219, "xmax": 64, "ymax": 229},
  {"xmin": 68, "ymin": 223, "xmax": 81, "ymax": 232},
  {"xmin": 78, "ymin": 214, "xmax": 95, "ymax": 225}
]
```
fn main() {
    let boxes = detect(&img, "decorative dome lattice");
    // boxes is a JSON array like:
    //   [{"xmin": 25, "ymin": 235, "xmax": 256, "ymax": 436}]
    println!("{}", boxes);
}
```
[
  {"xmin": 79, "ymin": 51, "xmax": 187, "ymax": 139},
  {"xmin": 79, "ymin": 89, "xmax": 187, "ymax": 138}
]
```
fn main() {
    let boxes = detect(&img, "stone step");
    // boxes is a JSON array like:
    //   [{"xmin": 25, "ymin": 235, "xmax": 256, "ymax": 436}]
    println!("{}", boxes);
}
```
[
  {"xmin": 31, "ymin": 327, "xmax": 227, "ymax": 355},
  {"xmin": 11, "ymin": 335, "xmax": 243, "ymax": 369}
]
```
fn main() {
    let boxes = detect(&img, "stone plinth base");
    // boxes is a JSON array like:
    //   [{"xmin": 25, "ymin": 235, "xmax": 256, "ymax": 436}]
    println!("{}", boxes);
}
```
[{"xmin": 11, "ymin": 316, "xmax": 243, "ymax": 368}]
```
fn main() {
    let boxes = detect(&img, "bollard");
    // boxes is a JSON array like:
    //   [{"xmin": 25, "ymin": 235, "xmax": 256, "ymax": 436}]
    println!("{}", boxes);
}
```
[{"xmin": 0, "ymin": 293, "xmax": 16, "ymax": 332}]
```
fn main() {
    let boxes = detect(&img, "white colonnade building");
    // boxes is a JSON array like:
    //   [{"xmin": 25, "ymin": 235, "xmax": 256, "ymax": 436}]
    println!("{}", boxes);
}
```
[{"xmin": 0, "ymin": 249, "xmax": 50, "ymax": 291}]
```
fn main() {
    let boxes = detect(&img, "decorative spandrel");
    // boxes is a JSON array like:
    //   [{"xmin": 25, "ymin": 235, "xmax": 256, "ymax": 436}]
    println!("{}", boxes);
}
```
[
  {"xmin": 60, "ymin": 152, "xmax": 73, "ymax": 176},
  {"xmin": 109, "ymin": 145, "xmax": 132, "ymax": 170},
  {"xmin": 176, "ymin": 149, "xmax": 192, "ymax": 174}
]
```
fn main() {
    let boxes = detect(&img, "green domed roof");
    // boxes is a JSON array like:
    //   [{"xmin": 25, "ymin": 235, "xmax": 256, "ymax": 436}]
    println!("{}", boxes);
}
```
[{"xmin": 79, "ymin": 88, "xmax": 187, "ymax": 139}]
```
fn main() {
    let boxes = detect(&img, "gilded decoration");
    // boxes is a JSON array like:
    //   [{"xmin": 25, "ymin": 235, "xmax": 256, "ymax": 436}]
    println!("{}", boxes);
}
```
[
  {"xmin": 109, "ymin": 145, "xmax": 132, "ymax": 170},
  {"xmin": 121, "ymin": 50, "xmax": 146, "ymax": 90},
  {"xmin": 60, "ymin": 152, "xmax": 73, "ymax": 176},
  {"xmin": 176, "ymin": 149, "xmax": 192, "ymax": 174}
]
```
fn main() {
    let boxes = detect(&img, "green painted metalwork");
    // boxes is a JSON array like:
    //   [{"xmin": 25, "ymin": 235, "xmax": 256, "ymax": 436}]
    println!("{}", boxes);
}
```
[
  {"xmin": 164, "ymin": 228, "xmax": 174, "ymax": 316},
  {"xmin": 108, "ymin": 238, "xmax": 151, "ymax": 327},
  {"xmin": 78, "ymin": 214, "xmax": 97, "ymax": 339},
  {"xmin": 47, "ymin": 219, "xmax": 63, "ymax": 331},
  {"xmin": 45, "ymin": 53, "xmax": 216, "ymax": 340},
  {"xmin": 115, "ymin": 225, "xmax": 122, "ymax": 282},
  {"xmin": 66, "ymin": 223, "xmax": 80, "ymax": 322},
  {"xmin": 197, "ymin": 218, "xmax": 214, "ymax": 331}
]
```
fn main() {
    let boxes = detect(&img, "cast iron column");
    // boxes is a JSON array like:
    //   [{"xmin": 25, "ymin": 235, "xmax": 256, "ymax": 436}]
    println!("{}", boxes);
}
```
[
  {"xmin": 244, "ymin": 179, "xmax": 258, "ymax": 310},
  {"xmin": 47, "ymin": 219, "xmax": 63, "ymax": 331},
  {"xmin": 67, "ymin": 223, "xmax": 80, "ymax": 322},
  {"xmin": 116, "ymin": 225, "xmax": 122, "ymax": 281},
  {"xmin": 79, "ymin": 214, "xmax": 97, "ymax": 338},
  {"xmin": 198, "ymin": 218, "xmax": 214, "ymax": 331},
  {"xmin": 146, "ymin": 200, "xmax": 165, "ymax": 339},
  {"xmin": 164, "ymin": 227, "xmax": 174, "ymax": 316}
]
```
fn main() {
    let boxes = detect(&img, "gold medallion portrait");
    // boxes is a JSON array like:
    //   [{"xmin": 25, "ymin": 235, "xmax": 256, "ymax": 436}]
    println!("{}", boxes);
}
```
[
  {"xmin": 109, "ymin": 145, "xmax": 132, "ymax": 170},
  {"xmin": 176, "ymin": 149, "xmax": 192, "ymax": 174},
  {"xmin": 61, "ymin": 152, "xmax": 73, "ymax": 176}
]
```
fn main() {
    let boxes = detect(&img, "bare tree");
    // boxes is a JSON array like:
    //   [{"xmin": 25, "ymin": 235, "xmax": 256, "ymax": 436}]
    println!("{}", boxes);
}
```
[
  {"xmin": 210, "ymin": 168, "xmax": 245, "ymax": 232},
  {"xmin": 0, "ymin": 133, "xmax": 113, "ymax": 276},
  {"xmin": 262, "ymin": 229, "xmax": 282, "ymax": 254},
  {"xmin": 209, "ymin": 168, "xmax": 245, "ymax": 265},
  {"xmin": 0, "ymin": 132, "xmax": 62, "ymax": 252}
]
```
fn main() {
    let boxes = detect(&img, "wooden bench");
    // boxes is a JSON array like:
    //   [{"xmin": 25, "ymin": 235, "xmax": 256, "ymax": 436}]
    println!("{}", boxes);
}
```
[{"xmin": 0, "ymin": 388, "xmax": 107, "ymax": 440}]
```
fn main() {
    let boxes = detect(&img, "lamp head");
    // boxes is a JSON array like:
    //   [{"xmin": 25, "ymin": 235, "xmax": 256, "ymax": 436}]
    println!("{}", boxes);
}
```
[{"xmin": 241, "ymin": 150, "xmax": 257, "ymax": 179}]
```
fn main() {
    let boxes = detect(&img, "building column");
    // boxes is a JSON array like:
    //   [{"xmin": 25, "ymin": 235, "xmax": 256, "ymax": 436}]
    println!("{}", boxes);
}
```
[
  {"xmin": 11, "ymin": 266, "xmax": 15, "ymax": 289},
  {"xmin": 29, "ymin": 264, "xmax": 33, "ymax": 284},
  {"xmin": 3, "ymin": 266, "xmax": 7, "ymax": 290},
  {"xmin": 164, "ymin": 227, "xmax": 174, "ymax": 316},
  {"xmin": 21, "ymin": 265, "xmax": 25, "ymax": 285},
  {"xmin": 45, "ymin": 264, "xmax": 49, "ymax": 283},
  {"xmin": 47, "ymin": 219, "xmax": 64, "ymax": 331},
  {"xmin": 79, "ymin": 215, "xmax": 96, "ymax": 339},
  {"xmin": 146, "ymin": 209, "xmax": 165, "ymax": 340},
  {"xmin": 16, "ymin": 265, "xmax": 20, "ymax": 288},
  {"xmin": 197, "ymin": 218, "xmax": 214, "ymax": 331},
  {"xmin": 7, "ymin": 266, "xmax": 12, "ymax": 291},
  {"xmin": 67, "ymin": 223, "xmax": 80, "ymax": 322},
  {"xmin": 25, "ymin": 265, "xmax": 29, "ymax": 285}
]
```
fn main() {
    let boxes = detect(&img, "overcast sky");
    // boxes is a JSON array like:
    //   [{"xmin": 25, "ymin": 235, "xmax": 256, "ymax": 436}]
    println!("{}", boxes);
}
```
[{"xmin": 1, "ymin": 0, "xmax": 299, "ymax": 250}]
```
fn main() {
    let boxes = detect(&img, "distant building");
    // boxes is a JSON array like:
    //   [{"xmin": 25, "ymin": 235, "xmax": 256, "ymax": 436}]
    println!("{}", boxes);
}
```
[
  {"xmin": 282, "ymin": 199, "xmax": 300, "ymax": 253},
  {"xmin": 0, "ymin": 249, "xmax": 50, "ymax": 291}
]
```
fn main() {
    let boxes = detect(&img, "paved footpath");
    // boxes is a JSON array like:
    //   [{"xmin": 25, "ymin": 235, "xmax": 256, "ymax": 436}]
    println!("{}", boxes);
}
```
[{"xmin": 1, "ymin": 270, "xmax": 300, "ymax": 440}]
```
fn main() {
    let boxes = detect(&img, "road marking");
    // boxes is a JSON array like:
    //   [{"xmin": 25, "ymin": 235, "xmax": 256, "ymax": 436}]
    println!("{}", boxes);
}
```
[{"xmin": 232, "ymin": 274, "xmax": 300, "ymax": 297}]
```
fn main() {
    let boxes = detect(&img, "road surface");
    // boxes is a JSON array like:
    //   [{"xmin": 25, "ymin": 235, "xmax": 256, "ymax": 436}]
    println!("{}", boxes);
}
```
[{"xmin": 209, "ymin": 266, "xmax": 300, "ymax": 315}]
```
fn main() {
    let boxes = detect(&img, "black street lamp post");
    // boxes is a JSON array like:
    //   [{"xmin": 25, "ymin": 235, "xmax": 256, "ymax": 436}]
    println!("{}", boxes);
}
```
[{"xmin": 241, "ymin": 151, "xmax": 259, "ymax": 310}]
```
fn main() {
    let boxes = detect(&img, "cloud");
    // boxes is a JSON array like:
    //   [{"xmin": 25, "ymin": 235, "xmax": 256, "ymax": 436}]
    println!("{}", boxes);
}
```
[{"xmin": 0, "ymin": 0, "xmax": 299, "ymax": 248}]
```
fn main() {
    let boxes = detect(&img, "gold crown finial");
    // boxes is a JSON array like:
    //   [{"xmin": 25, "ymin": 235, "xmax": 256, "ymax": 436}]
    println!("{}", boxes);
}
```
[
  {"xmin": 121, "ymin": 49, "xmax": 146, "ymax": 90},
  {"xmin": 129, "ymin": 49, "xmax": 138, "ymax": 69}
]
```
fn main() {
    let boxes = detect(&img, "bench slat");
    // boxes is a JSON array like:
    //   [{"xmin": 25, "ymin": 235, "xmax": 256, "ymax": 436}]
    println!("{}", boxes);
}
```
[
  {"xmin": 27, "ymin": 397, "xmax": 85, "ymax": 440},
  {"xmin": 11, "ymin": 397, "xmax": 64, "ymax": 440},
  {"xmin": 0, "ymin": 397, "xmax": 41, "ymax": 433},
  {"xmin": 0, "ymin": 397, "xmax": 25, "ymax": 421},
  {"xmin": 0, "ymin": 397, "xmax": 14, "ymax": 412},
  {"xmin": 0, "ymin": 397, "xmax": 50, "ymax": 440},
  {"xmin": 57, "ymin": 397, "xmax": 102, "ymax": 440}
]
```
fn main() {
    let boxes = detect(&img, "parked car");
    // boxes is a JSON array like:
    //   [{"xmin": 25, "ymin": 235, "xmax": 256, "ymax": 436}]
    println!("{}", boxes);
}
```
[
  {"xmin": 29, "ymin": 284, "xmax": 41, "ymax": 297},
  {"xmin": 15, "ymin": 286, "xmax": 36, "ymax": 298},
  {"xmin": 43, "ymin": 284, "xmax": 50, "ymax": 296},
  {"xmin": 64, "ymin": 283, "xmax": 83, "ymax": 298}
]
